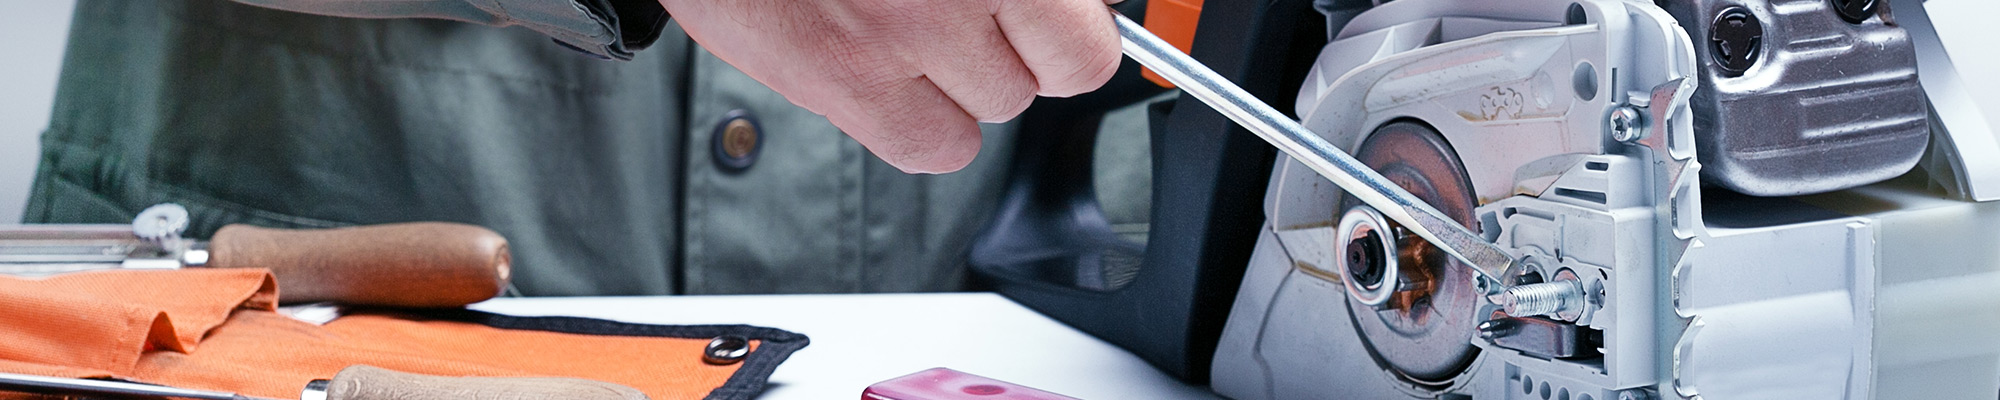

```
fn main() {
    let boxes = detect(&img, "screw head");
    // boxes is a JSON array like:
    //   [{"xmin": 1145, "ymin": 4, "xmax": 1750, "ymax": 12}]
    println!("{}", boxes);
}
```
[
  {"xmin": 1710, "ymin": 7, "xmax": 1764, "ymax": 75},
  {"xmin": 1618, "ymin": 389, "xmax": 1656, "ymax": 400},
  {"xmin": 1608, "ymin": 106, "xmax": 1646, "ymax": 142}
]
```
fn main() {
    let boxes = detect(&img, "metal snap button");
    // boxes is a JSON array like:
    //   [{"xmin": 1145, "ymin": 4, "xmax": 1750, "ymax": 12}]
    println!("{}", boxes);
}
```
[
  {"xmin": 712, "ymin": 110, "xmax": 762, "ymax": 171},
  {"xmin": 703, "ymin": 335, "xmax": 751, "ymax": 365}
]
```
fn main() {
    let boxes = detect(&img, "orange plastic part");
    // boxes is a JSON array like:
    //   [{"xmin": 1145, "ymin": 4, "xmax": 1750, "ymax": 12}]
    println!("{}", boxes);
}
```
[{"xmin": 1140, "ymin": 0, "xmax": 1206, "ymax": 88}]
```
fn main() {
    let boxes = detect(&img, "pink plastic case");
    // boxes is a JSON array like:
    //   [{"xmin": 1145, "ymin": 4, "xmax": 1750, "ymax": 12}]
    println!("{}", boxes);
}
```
[{"xmin": 862, "ymin": 368, "xmax": 1080, "ymax": 400}]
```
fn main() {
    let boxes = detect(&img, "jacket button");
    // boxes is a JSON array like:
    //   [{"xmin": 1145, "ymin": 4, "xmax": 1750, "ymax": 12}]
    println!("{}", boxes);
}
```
[{"xmin": 713, "ymin": 110, "xmax": 762, "ymax": 171}]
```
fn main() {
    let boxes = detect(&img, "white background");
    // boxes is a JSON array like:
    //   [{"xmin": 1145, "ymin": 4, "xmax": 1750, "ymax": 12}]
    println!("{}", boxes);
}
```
[
  {"xmin": 0, "ymin": 1, "xmax": 1996, "ymax": 223},
  {"xmin": 1926, "ymin": 0, "xmax": 2000, "ymax": 129},
  {"xmin": 0, "ymin": 0, "xmax": 76, "ymax": 223},
  {"xmin": 471, "ymin": 293, "xmax": 1219, "ymax": 399}
]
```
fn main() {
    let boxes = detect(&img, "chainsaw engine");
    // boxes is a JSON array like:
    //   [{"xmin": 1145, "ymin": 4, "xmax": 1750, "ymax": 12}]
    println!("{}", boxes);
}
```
[{"xmin": 1210, "ymin": 0, "xmax": 2000, "ymax": 398}]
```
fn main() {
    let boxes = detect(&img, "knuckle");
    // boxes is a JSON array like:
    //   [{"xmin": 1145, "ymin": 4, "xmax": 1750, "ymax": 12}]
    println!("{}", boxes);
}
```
[
  {"xmin": 1037, "ymin": 54, "xmax": 1117, "ymax": 97},
  {"xmin": 961, "ymin": 78, "xmax": 1038, "ymax": 122},
  {"xmin": 869, "ymin": 124, "xmax": 981, "ymax": 173},
  {"xmin": 896, "ymin": 130, "xmax": 981, "ymax": 173},
  {"xmin": 832, "ymin": 88, "xmax": 982, "ymax": 173},
  {"xmin": 985, "ymin": 92, "xmax": 1035, "ymax": 123},
  {"xmin": 1031, "ymin": 22, "xmax": 1120, "ymax": 97}
]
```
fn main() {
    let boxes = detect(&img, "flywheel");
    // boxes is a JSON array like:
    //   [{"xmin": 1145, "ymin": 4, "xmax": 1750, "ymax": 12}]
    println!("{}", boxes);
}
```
[{"xmin": 1334, "ymin": 120, "xmax": 1483, "ymax": 385}]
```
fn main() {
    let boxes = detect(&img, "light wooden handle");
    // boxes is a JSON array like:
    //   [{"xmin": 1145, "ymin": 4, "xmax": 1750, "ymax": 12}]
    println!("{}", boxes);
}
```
[
  {"xmin": 207, "ymin": 223, "xmax": 511, "ymax": 307},
  {"xmin": 319, "ymin": 365, "xmax": 650, "ymax": 400}
]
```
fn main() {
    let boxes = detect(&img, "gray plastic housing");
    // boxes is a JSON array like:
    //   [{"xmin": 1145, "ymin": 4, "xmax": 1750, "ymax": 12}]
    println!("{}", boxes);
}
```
[
  {"xmin": 1212, "ymin": 0, "xmax": 2000, "ymax": 398},
  {"xmin": 1659, "ymin": 0, "xmax": 1930, "ymax": 196}
]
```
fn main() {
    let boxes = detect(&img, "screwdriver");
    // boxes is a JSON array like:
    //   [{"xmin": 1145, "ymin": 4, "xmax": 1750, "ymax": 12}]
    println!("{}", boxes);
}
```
[
  {"xmin": 0, "ymin": 204, "xmax": 512, "ymax": 308},
  {"xmin": 1110, "ymin": 11, "xmax": 1517, "ymax": 287},
  {"xmin": 0, "ymin": 365, "xmax": 649, "ymax": 400}
]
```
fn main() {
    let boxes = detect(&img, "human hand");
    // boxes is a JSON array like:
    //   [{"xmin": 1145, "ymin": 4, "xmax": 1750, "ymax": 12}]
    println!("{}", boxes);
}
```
[{"xmin": 661, "ymin": 0, "xmax": 1123, "ymax": 173}]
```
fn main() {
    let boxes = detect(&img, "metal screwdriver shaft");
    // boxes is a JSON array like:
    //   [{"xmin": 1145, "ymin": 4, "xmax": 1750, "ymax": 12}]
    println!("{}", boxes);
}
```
[
  {"xmin": 0, "ymin": 371, "xmax": 285, "ymax": 400},
  {"xmin": 1111, "ymin": 11, "xmax": 1515, "ymax": 286}
]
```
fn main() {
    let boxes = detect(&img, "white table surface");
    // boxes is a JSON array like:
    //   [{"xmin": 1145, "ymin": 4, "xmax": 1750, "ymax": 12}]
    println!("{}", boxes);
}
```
[{"xmin": 469, "ymin": 293, "xmax": 1221, "ymax": 400}]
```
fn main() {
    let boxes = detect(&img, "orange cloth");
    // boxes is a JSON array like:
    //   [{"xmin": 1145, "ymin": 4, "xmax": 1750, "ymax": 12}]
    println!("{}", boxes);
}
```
[{"xmin": 0, "ymin": 270, "xmax": 755, "ymax": 400}]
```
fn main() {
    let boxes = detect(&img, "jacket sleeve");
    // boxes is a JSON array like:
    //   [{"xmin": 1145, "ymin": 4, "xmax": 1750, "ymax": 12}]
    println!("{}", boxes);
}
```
[{"xmin": 231, "ymin": 0, "xmax": 670, "ymax": 60}]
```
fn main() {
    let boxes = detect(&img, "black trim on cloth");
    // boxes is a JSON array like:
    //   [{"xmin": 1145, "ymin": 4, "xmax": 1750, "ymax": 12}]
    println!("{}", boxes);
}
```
[{"xmin": 382, "ymin": 309, "xmax": 808, "ymax": 400}]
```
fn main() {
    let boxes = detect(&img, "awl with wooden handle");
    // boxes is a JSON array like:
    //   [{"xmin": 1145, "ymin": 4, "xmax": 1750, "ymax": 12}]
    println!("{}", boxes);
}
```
[
  {"xmin": 0, "ymin": 365, "xmax": 649, "ymax": 400},
  {"xmin": 0, "ymin": 204, "xmax": 512, "ymax": 308}
]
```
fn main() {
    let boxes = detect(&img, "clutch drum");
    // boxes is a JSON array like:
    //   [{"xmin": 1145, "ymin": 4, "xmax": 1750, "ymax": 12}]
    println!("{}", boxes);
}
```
[{"xmin": 1337, "ymin": 121, "xmax": 1483, "ymax": 385}]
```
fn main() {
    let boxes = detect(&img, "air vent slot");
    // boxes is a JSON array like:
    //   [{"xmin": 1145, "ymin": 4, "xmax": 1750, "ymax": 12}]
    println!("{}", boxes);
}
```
[{"xmin": 1555, "ymin": 188, "xmax": 1608, "ymax": 204}]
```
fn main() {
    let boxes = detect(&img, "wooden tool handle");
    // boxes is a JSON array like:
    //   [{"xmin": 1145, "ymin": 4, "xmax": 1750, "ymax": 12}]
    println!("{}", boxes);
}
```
[
  {"xmin": 320, "ymin": 365, "xmax": 650, "ymax": 400},
  {"xmin": 208, "ymin": 223, "xmax": 511, "ymax": 307}
]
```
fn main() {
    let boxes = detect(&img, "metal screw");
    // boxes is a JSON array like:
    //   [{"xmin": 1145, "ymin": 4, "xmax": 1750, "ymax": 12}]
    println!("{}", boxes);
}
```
[
  {"xmin": 1551, "ymin": 269, "xmax": 1585, "ymax": 321},
  {"xmin": 1608, "ymin": 106, "xmax": 1646, "ymax": 142},
  {"xmin": 1476, "ymin": 319, "xmax": 1515, "ymax": 340},
  {"xmin": 1617, "ymin": 389, "xmax": 1656, "ymax": 400},
  {"xmin": 1490, "ymin": 280, "xmax": 1583, "ymax": 318}
]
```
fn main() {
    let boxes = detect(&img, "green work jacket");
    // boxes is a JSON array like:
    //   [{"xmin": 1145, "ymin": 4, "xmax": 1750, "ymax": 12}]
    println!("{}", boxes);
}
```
[{"xmin": 27, "ymin": 0, "xmax": 1028, "ymax": 295}]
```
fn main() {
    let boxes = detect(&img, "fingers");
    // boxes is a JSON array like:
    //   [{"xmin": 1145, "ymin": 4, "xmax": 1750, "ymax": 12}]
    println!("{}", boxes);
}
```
[
  {"xmin": 665, "ymin": 0, "xmax": 1122, "ymax": 174},
  {"xmin": 818, "ymin": 72, "xmax": 986, "ymax": 174},
  {"xmin": 916, "ymin": 8, "xmax": 1040, "ymax": 123},
  {"xmin": 995, "ymin": 0, "xmax": 1122, "ymax": 98}
]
